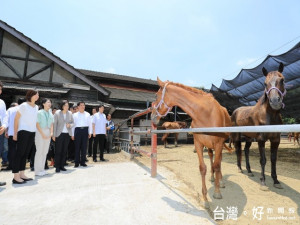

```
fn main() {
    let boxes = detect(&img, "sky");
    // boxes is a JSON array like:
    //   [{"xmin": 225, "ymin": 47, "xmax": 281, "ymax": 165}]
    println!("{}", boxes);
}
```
[{"xmin": 1, "ymin": 0, "xmax": 300, "ymax": 89}]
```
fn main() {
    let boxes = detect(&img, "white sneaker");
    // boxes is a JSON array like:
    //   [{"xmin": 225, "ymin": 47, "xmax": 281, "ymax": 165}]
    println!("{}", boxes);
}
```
[
  {"xmin": 35, "ymin": 172, "xmax": 45, "ymax": 176},
  {"xmin": 43, "ymin": 171, "xmax": 49, "ymax": 175}
]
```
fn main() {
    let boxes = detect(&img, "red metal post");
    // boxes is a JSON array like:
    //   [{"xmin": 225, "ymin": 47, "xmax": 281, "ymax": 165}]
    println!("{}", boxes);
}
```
[
  {"xmin": 151, "ymin": 111, "xmax": 157, "ymax": 177},
  {"xmin": 130, "ymin": 118, "xmax": 134, "ymax": 159}
]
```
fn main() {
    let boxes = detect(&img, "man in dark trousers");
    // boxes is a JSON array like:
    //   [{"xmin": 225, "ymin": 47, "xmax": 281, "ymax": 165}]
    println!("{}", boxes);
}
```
[
  {"xmin": 72, "ymin": 102, "xmax": 92, "ymax": 167},
  {"xmin": 92, "ymin": 105, "xmax": 106, "ymax": 162},
  {"xmin": 106, "ymin": 114, "xmax": 114, "ymax": 153},
  {"xmin": 88, "ymin": 108, "xmax": 97, "ymax": 157},
  {"xmin": 0, "ymin": 82, "xmax": 6, "ymax": 186}
]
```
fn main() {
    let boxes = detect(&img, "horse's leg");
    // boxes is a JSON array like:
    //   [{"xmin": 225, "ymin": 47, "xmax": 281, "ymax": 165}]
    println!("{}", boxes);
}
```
[
  {"xmin": 270, "ymin": 141, "xmax": 283, "ymax": 189},
  {"xmin": 219, "ymin": 153, "xmax": 225, "ymax": 188},
  {"xmin": 258, "ymin": 141, "xmax": 268, "ymax": 191},
  {"xmin": 207, "ymin": 148, "xmax": 214, "ymax": 182},
  {"xmin": 293, "ymin": 136, "xmax": 296, "ymax": 145},
  {"xmin": 244, "ymin": 141, "xmax": 254, "ymax": 176},
  {"xmin": 194, "ymin": 138, "xmax": 209, "ymax": 208},
  {"xmin": 162, "ymin": 133, "xmax": 168, "ymax": 148},
  {"xmin": 228, "ymin": 137, "xmax": 232, "ymax": 149},
  {"xmin": 212, "ymin": 144, "xmax": 223, "ymax": 199},
  {"xmin": 234, "ymin": 141, "xmax": 243, "ymax": 173},
  {"xmin": 174, "ymin": 133, "xmax": 178, "ymax": 147}
]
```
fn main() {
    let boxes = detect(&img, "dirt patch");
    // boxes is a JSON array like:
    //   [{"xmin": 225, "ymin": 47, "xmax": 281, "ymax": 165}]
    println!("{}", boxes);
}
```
[{"xmin": 133, "ymin": 139, "xmax": 300, "ymax": 225}]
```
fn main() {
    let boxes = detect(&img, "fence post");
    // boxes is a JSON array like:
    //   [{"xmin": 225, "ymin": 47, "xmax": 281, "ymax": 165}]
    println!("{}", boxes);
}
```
[
  {"xmin": 151, "ymin": 120, "xmax": 157, "ymax": 177},
  {"xmin": 130, "ymin": 118, "xmax": 134, "ymax": 159}
]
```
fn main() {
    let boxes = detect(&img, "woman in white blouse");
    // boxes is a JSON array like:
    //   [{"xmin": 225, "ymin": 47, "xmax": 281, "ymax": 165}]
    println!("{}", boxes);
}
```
[{"xmin": 13, "ymin": 90, "xmax": 39, "ymax": 184}]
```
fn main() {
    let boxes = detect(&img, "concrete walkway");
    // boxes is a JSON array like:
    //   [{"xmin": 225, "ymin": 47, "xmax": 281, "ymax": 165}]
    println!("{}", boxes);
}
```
[{"xmin": 0, "ymin": 162, "xmax": 215, "ymax": 225}]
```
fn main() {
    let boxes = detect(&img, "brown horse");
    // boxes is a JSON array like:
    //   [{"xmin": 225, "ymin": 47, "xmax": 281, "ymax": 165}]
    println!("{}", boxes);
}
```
[
  {"xmin": 161, "ymin": 121, "xmax": 187, "ymax": 148},
  {"xmin": 288, "ymin": 132, "xmax": 300, "ymax": 145},
  {"xmin": 231, "ymin": 63, "xmax": 286, "ymax": 191},
  {"xmin": 151, "ymin": 78, "xmax": 231, "ymax": 208}
]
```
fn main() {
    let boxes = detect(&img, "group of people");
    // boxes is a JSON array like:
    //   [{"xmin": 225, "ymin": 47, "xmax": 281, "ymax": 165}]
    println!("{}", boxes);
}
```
[{"xmin": 0, "ymin": 83, "xmax": 115, "ymax": 186}]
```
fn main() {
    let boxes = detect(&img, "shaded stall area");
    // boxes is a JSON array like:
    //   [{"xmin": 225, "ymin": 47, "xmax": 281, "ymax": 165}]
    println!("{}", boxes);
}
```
[{"xmin": 211, "ymin": 42, "xmax": 300, "ymax": 119}]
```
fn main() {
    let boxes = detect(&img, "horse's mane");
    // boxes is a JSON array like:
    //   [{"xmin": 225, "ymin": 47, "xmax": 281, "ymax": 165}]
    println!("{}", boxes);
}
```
[
  {"xmin": 168, "ymin": 81, "xmax": 213, "ymax": 98},
  {"xmin": 258, "ymin": 91, "xmax": 267, "ymax": 105}
]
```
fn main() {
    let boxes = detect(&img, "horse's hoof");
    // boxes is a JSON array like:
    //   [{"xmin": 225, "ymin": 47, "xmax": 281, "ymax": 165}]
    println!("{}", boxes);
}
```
[
  {"xmin": 248, "ymin": 172, "xmax": 254, "ymax": 177},
  {"xmin": 203, "ymin": 201, "xmax": 210, "ymax": 209},
  {"xmin": 260, "ymin": 185, "xmax": 269, "ymax": 191},
  {"xmin": 274, "ymin": 183, "xmax": 283, "ymax": 189},
  {"xmin": 213, "ymin": 192, "xmax": 222, "ymax": 199},
  {"xmin": 220, "ymin": 180, "xmax": 225, "ymax": 188},
  {"xmin": 210, "ymin": 176, "xmax": 215, "ymax": 182}
]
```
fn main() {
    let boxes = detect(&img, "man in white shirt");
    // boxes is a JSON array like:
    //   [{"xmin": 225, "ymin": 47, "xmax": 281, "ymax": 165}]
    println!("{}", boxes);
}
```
[
  {"xmin": 88, "ymin": 108, "xmax": 97, "ymax": 157},
  {"xmin": 5, "ymin": 99, "xmax": 24, "ymax": 171},
  {"xmin": 72, "ymin": 102, "xmax": 92, "ymax": 167},
  {"xmin": 0, "ymin": 82, "xmax": 7, "ymax": 186},
  {"xmin": 92, "ymin": 105, "xmax": 106, "ymax": 162}
]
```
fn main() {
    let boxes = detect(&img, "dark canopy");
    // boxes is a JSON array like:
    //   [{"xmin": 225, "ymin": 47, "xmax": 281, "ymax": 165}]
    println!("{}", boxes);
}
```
[{"xmin": 210, "ymin": 42, "xmax": 300, "ymax": 119}]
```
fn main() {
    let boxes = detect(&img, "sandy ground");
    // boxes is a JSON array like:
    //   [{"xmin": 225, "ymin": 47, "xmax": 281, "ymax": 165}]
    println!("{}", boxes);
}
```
[
  {"xmin": 134, "ymin": 139, "xmax": 300, "ymax": 225},
  {"xmin": 0, "ymin": 152, "xmax": 215, "ymax": 225}
]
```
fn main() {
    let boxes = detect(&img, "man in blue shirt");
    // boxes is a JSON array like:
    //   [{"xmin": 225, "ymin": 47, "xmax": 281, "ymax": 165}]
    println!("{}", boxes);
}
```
[{"xmin": 106, "ymin": 114, "xmax": 114, "ymax": 153}]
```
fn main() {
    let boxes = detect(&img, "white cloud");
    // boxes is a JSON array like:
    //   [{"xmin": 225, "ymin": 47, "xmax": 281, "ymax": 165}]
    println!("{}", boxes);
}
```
[
  {"xmin": 105, "ymin": 67, "xmax": 116, "ymax": 74},
  {"xmin": 183, "ymin": 79, "xmax": 197, "ymax": 87},
  {"xmin": 236, "ymin": 58, "xmax": 257, "ymax": 67}
]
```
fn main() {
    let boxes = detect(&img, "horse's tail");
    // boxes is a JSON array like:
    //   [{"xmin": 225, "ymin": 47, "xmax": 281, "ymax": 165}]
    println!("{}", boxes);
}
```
[{"xmin": 223, "ymin": 143, "xmax": 233, "ymax": 153}]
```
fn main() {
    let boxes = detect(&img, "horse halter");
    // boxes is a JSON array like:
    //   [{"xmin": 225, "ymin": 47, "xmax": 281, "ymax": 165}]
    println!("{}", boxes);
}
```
[
  {"xmin": 265, "ymin": 86, "xmax": 287, "ymax": 108},
  {"xmin": 153, "ymin": 83, "xmax": 173, "ymax": 117}
]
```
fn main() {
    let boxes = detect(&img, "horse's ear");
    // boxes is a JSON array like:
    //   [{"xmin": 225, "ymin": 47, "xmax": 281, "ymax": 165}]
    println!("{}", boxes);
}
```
[
  {"xmin": 262, "ymin": 67, "xmax": 268, "ymax": 76},
  {"xmin": 157, "ymin": 77, "xmax": 165, "ymax": 87},
  {"xmin": 278, "ymin": 62, "xmax": 284, "ymax": 73}
]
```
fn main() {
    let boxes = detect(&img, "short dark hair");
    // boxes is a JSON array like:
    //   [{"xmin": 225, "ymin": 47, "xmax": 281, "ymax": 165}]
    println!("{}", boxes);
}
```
[
  {"xmin": 17, "ymin": 97, "xmax": 26, "ymax": 105},
  {"xmin": 60, "ymin": 100, "xmax": 69, "ymax": 110},
  {"xmin": 77, "ymin": 101, "xmax": 85, "ymax": 106},
  {"xmin": 40, "ymin": 98, "xmax": 52, "ymax": 109},
  {"xmin": 10, "ymin": 102, "xmax": 18, "ymax": 107},
  {"xmin": 26, "ymin": 90, "xmax": 38, "ymax": 102},
  {"xmin": 99, "ymin": 104, "xmax": 104, "ymax": 109}
]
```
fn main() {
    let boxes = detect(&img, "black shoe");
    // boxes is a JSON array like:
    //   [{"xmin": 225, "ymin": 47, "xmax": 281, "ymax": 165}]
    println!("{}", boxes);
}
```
[
  {"xmin": 93, "ymin": 159, "xmax": 97, "ymax": 162},
  {"xmin": 21, "ymin": 177, "xmax": 33, "ymax": 181},
  {"xmin": 60, "ymin": 167, "xmax": 67, "ymax": 171},
  {"xmin": 12, "ymin": 179, "xmax": 26, "ymax": 184},
  {"xmin": 56, "ymin": 168, "xmax": 60, "ymax": 173},
  {"xmin": 3, "ymin": 166, "xmax": 12, "ymax": 171},
  {"xmin": 100, "ymin": 158, "xmax": 106, "ymax": 162},
  {"xmin": 74, "ymin": 164, "xmax": 79, "ymax": 168},
  {"xmin": 0, "ymin": 181, "xmax": 6, "ymax": 186},
  {"xmin": 80, "ymin": 163, "xmax": 87, "ymax": 167}
]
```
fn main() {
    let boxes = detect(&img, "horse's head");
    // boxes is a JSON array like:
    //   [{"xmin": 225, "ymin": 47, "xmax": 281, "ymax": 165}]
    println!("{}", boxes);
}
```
[
  {"xmin": 178, "ymin": 121, "xmax": 187, "ymax": 128},
  {"xmin": 262, "ymin": 63, "xmax": 286, "ymax": 110},
  {"xmin": 151, "ymin": 77, "xmax": 173, "ymax": 125}
]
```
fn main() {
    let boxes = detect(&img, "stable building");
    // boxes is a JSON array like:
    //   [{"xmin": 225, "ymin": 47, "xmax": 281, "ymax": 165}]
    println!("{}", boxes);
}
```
[{"xmin": 0, "ymin": 20, "xmax": 111, "ymax": 110}]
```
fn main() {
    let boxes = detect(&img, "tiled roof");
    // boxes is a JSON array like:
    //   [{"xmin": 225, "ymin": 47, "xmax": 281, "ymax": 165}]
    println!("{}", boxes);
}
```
[
  {"xmin": 105, "ymin": 87, "xmax": 156, "ymax": 102},
  {"xmin": 79, "ymin": 69, "xmax": 158, "ymax": 86}
]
